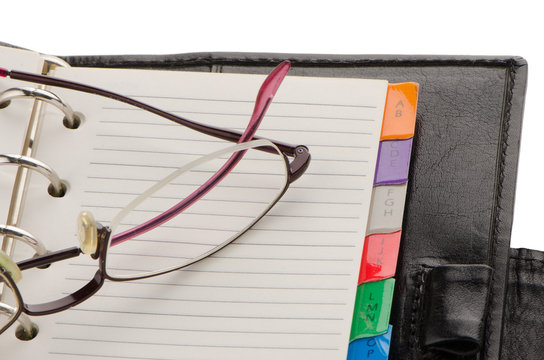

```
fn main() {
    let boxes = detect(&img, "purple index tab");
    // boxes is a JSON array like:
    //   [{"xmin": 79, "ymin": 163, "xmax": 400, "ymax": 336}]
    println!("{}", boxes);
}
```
[{"xmin": 374, "ymin": 138, "xmax": 413, "ymax": 185}]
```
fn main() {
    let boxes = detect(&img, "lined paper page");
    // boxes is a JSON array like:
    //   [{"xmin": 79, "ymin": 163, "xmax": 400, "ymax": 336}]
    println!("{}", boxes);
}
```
[{"xmin": 1, "ymin": 66, "xmax": 387, "ymax": 359}]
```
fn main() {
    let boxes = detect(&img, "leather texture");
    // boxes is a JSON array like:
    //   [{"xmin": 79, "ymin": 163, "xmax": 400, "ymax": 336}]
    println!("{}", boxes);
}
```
[
  {"xmin": 61, "ymin": 52, "xmax": 528, "ymax": 360},
  {"xmin": 501, "ymin": 248, "xmax": 544, "ymax": 360},
  {"xmin": 420, "ymin": 265, "xmax": 493, "ymax": 357}
]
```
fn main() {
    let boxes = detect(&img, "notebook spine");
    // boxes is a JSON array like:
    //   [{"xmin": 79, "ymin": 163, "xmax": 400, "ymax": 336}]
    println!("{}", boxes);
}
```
[
  {"xmin": 1, "ymin": 57, "xmax": 72, "ymax": 260},
  {"xmin": 347, "ymin": 83, "xmax": 419, "ymax": 359}
]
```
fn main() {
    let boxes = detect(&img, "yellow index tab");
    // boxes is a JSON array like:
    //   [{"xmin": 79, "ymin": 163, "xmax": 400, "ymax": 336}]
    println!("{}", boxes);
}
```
[{"xmin": 380, "ymin": 83, "xmax": 419, "ymax": 140}]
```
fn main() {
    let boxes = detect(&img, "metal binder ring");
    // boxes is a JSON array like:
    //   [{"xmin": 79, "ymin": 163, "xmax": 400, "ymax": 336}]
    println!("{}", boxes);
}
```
[
  {"xmin": 0, "ymin": 225, "xmax": 47, "ymax": 256},
  {"xmin": 0, "ymin": 87, "xmax": 82, "ymax": 129},
  {"xmin": 0, "ymin": 154, "xmax": 66, "ymax": 197},
  {"xmin": 0, "ymin": 303, "xmax": 38, "ymax": 340}
]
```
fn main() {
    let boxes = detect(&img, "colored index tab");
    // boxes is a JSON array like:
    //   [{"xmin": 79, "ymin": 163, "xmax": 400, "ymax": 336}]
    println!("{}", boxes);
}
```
[
  {"xmin": 350, "ymin": 278, "xmax": 395, "ymax": 340},
  {"xmin": 366, "ymin": 184, "xmax": 407, "ymax": 235},
  {"xmin": 380, "ymin": 83, "xmax": 418, "ymax": 140},
  {"xmin": 359, "ymin": 231, "xmax": 402, "ymax": 284},
  {"xmin": 347, "ymin": 325, "xmax": 392, "ymax": 360},
  {"xmin": 374, "ymin": 138, "xmax": 413, "ymax": 185}
]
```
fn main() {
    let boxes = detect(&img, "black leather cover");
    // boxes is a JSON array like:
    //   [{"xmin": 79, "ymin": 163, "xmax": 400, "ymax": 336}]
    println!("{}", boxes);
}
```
[
  {"xmin": 420, "ymin": 265, "xmax": 493, "ymax": 357},
  {"xmin": 61, "ymin": 52, "xmax": 528, "ymax": 359},
  {"xmin": 501, "ymin": 248, "xmax": 544, "ymax": 360}
]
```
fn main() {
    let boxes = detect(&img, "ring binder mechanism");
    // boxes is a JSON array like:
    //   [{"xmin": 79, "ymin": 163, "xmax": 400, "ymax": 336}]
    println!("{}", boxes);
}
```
[
  {"xmin": 0, "ymin": 55, "xmax": 73, "ymax": 337},
  {"xmin": 0, "ymin": 154, "xmax": 66, "ymax": 197},
  {"xmin": 0, "ymin": 87, "xmax": 83, "ymax": 129},
  {"xmin": 1, "ymin": 56, "xmax": 72, "ymax": 288},
  {"xmin": 0, "ymin": 225, "xmax": 46, "ymax": 257}
]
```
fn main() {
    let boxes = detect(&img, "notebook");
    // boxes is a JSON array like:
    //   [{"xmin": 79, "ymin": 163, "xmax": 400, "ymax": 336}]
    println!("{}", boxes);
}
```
[{"xmin": 0, "ymin": 45, "xmax": 416, "ymax": 359}]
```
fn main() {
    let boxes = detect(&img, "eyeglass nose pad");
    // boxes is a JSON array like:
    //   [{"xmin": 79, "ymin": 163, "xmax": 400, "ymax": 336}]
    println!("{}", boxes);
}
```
[
  {"xmin": 0, "ymin": 250, "xmax": 22, "ymax": 283},
  {"xmin": 78, "ymin": 211, "xmax": 98, "ymax": 257}
]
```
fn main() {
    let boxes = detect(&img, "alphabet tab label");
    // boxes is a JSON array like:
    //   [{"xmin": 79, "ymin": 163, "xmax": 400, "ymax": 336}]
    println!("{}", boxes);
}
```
[
  {"xmin": 374, "ymin": 138, "xmax": 413, "ymax": 185},
  {"xmin": 380, "ymin": 82, "xmax": 418, "ymax": 140},
  {"xmin": 367, "ymin": 184, "xmax": 407, "ymax": 234},
  {"xmin": 358, "ymin": 231, "xmax": 402, "ymax": 284},
  {"xmin": 350, "ymin": 279, "xmax": 395, "ymax": 340},
  {"xmin": 347, "ymin": 325, "xmax": 392, "ymax": 360}
]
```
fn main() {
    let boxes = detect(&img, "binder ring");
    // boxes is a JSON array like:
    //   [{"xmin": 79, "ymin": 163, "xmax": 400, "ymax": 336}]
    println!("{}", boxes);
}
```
[
  {"xmin": 0, "ymin": 154, "xmax": 66, "ymax": 197},
  {"xmin": 0, "ymin": 87, "xmax": 82, "ymax": 129},
  {"xmin": 0, "ymin": 302, "xmax": 38, "ymax": 340},
  {"xmin": 0, "ymin": 225, "xmax": 47, "ymax": 256}
]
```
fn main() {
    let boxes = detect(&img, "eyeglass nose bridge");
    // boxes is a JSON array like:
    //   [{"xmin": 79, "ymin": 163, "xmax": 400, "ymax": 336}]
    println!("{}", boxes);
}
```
[{"xmin": 23, "ymin": 223, "xmax": 110, "ymax": 315}]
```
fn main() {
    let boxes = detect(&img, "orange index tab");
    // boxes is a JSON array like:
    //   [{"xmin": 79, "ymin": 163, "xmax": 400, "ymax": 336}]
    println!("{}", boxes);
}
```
[{"xmin": 380, "ymin": 83, "xmax": 419, "ymax": 140}]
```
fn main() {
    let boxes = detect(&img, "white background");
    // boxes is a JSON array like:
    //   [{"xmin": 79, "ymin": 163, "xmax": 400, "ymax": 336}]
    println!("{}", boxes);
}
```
[{"xmin": 1, "ymin": 0, "xmax": 542, "ymax": 250}]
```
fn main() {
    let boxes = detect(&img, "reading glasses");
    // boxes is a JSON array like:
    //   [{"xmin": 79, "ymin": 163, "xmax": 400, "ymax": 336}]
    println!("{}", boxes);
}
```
[{"xmin": 0, "ymin": 61, "xmax": 311, "ymax": 339}]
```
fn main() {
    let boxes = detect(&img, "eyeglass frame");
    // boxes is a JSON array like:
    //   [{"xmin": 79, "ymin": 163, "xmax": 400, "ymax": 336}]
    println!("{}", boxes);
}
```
[
  {"xmin": 0, "ymin": 267, "xmax": 24, "ymax": 333},
  {"xmin": 0, "ymin": 61, "xmax": 311, "ymax": 334}
]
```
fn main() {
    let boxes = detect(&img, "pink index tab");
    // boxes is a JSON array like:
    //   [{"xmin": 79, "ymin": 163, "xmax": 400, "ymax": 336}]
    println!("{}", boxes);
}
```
[
  {"xmin": 359, "ymin": 231, "xmax": 402, "ymax": 284},
  {"xmin": 0, "ymin": 68, "xmax": 9, "ymax": 77}
]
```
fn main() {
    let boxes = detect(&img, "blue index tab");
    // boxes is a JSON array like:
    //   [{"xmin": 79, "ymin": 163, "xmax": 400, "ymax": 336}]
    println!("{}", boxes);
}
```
[{"xmin": 347, "ymin": 325, "xmax": 392, "ymax": 360}]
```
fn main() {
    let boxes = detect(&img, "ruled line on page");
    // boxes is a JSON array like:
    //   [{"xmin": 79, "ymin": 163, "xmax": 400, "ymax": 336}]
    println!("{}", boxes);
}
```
[
  {"xmin": 102, "ymin": 107, "xmax": 377, "ymax": 122},
  {"xmin": 85, "ymin": 175, "xmax": 367, "ymax": 191},
  {"xmin": 55, "ymin": 321, "xmax": 343, "ymax": 335},
  {"xmin": 82, "ymin": 189, "xmax": 365, "ymax": 205},
  {"xmin": 124, "ymin": 93, "xmax": 379, "ymax": 109},
  {"xmin": 60, "ymin": 293, "xmax": 348, "ymax": 306},
  {"xmin": 68, "ymin": 263, "xmax": 353, "ymax": 277},
  {"xmin": 66, "ymin": 307, "xmax": 346, "ymax": 321},
  {"xmin": 81, "ymin": 203, "xmax": 360, "ymax": 220},
  {"xmin": 51, "ymin": 336, "xmax": 339, "ymax": 351},
  {"xmin": 91, "ymin": 252, "xmax": 355, "ymax": 262},
  {"xmin": 87, "ymin": 161, "xmax": 368, "ymax": 178},
  {"xmin": 91, "ymin": 148, "xmax": 370, "ymax": 163},
  {"xmin": 94, "ymin": 133, "xmax": 374, "ymax": 149},
  {"xmin": 98, "ymin": 119, "xmax": 374, "ymax": 135},
  {"xmin": 64, "ymin": 277, "xmax": 351, "ymax": 291},
  {"xmin": 69, "ymin": 236, "xmax": 358, "ymax": 248},
  {"xmin": 49, "ymin": 352, "xmax": 175, "ymax": 360}
]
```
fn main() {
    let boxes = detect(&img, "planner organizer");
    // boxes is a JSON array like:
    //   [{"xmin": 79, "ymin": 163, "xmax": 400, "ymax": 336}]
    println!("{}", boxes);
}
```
[{"xmin": 0, "ymin": 44, "xmax": 418, "ymax": 360}]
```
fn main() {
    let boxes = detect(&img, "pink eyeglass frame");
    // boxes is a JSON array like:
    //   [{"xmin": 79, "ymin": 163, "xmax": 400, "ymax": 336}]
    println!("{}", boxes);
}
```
[{"xmin": 0, "ymin": 61, "xmax": 310, "ymax": 321}]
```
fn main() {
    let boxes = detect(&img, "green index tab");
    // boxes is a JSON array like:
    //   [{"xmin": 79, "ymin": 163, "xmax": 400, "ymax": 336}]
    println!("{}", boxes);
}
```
[{"xmin": 350, "ymin": 278, "xmax": 395, "ymax": 340}]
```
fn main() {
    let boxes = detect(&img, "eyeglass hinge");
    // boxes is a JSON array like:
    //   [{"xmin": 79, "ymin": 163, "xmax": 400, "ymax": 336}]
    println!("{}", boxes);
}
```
[{"xmin": 288, "ymin": 146, "xmax": 311, "ymax": 184}]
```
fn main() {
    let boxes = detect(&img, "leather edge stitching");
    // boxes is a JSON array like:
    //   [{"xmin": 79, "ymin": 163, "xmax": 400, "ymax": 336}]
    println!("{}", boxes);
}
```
[{"xmin": 483, "ymin": 59, "xmax": 518, "ymax": 359}]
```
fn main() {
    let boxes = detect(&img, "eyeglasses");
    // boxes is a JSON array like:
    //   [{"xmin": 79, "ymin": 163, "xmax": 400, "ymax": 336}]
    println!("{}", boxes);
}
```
[{"xmin": 0, "ymin": 61, "xmax": 311, "ymax": 338}]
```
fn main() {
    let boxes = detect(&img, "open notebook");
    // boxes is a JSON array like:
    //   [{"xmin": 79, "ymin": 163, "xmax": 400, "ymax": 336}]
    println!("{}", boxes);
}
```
[{"xmin": 0, "ymin": 45, "xmax": 415, "ymax": 359}]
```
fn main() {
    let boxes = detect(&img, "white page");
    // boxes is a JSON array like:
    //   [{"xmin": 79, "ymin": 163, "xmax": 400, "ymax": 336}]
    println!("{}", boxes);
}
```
[{"xmin": 0, "ymin": 65, "xmax": 387, "ymax": 359}]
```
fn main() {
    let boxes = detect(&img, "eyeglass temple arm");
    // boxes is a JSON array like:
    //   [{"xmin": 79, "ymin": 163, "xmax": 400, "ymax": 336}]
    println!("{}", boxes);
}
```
[
  {"xmin": 1, "ymin": 66, "xmax": 310, "ymax": 182},
  {"xmin": 1, "ymin": 67, "xmax": 300, "ymax": 157}
]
